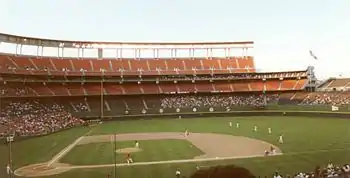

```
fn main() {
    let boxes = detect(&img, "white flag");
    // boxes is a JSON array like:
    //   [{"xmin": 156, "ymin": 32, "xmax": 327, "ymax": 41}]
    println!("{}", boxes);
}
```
[{"xmin": 331, "ymin": 106, "xmax": 339, "ymax": 111}]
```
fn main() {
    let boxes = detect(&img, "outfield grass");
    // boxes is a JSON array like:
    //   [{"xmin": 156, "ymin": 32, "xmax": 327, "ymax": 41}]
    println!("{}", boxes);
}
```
[
  {"xmin": 61, "ymin": 139, "xmax": 204, "ymax": 165},
  {"xmin": 3, "ymin": 116, "xmax": 350, "ymax": 178}
]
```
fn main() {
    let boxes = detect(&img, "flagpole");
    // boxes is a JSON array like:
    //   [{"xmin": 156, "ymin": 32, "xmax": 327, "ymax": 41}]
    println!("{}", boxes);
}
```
[{"xmin": 114, "ymin": 133, "xmax": 117, "ymax": 178}]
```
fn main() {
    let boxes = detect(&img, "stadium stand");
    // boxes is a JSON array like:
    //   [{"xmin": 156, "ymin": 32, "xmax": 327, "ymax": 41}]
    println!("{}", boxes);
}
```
[
  {"xmin": 0, "ymin": 35, "xmax": 314, "ymax": 138},
  {"xmin": 318, "ymin": 78, "xmax": 350, "ymax": 91}
]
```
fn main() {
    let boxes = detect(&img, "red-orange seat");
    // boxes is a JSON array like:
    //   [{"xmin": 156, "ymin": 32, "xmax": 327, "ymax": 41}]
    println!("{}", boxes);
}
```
[
  {"xmin": 232, "ymin": 83, "xmax": 249, "ymax": 91},
  {"xmin": 141, "ymin": 84, "xmax": 160, "ymax": 94},
  {"xmin": 265, "ymin": 80, "xmax": 280, "ymax": 91},
  {"xmin": 214, "ymin": 83, "xmax": 231, "ymax": 92},
  {"xmin": 122, "ymin": 84, "xmax": 141, "ymax": 94},
  {"xmin": 250, "ymin": 81, "xmax": 264, "ymax": 91},
  {"xmin": 280, "ymin": 80, "xmax": 296, "ymax": 90},
  {"xmin": 31, "ymin": 58, "xmax": 55, "ymax": 70},
  {"xmin": 72, "ymin": 59, "xmax": 92, "ymax": 71},
  {"xmin": 51, "ymin": 58, "xmax": 73, "ymax": 71},
  {"xmin": 178, "ymin": 84, "xmax": 195, "ymax": 92},
  {"xmin": 92, "ymin": 60, "xmax": 112, "ymax": 72},
  {"xmin": 104, "ymin": 84, "xmax": 124, "ymax": 94}
]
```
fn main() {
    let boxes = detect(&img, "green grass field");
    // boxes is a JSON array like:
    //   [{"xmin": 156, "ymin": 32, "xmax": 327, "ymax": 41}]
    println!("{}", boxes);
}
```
[
  {"xmin": 2, "ymin": 116, "xmax": 350, "ymax": 178},
  {"xmin": 61, "ymin": 139, "xmax": 204, "ymax": 165}
]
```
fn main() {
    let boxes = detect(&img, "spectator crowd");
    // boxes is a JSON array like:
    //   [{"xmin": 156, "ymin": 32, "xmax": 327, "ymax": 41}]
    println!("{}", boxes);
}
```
[
  {"xmin": 0, "ymin": 86, "xmax": 33, "ymax": 97},
  {"xmin": 0, "ymin": 100, "xmax": 84, "ymax": 138},
  {"xmin": 269, "ymin": 162, "xmax": 350, "ymax": 178},
  {"xmin": 161, "ymin": 94, "xmax": 278, "ymax": 109},
  {"xmin": 300, "ymin": 93, "xmax": 350, "ymax": 106}
]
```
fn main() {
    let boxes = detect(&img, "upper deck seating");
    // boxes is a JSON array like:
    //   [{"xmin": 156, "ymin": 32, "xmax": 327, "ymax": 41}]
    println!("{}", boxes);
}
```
[{"xmin": 0, "ymin": 54, "xmax": 257, "ymax": 75}]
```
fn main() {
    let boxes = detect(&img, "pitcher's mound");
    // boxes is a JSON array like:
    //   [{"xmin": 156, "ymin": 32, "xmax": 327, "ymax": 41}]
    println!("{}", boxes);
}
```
[{"xmin": 116, "ymin": 147, "xmax": 142, "ymax": 153}]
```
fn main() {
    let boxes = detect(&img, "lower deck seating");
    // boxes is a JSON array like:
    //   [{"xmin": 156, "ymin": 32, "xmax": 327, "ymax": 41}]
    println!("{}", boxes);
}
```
[{"xmin": 2, "ymin": 91, "xmax": 350, "ymax": 119}]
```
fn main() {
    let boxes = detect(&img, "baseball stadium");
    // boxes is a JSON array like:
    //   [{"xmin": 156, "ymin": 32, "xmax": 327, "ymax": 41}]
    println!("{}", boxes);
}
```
[{"xmin": 1, "ymin": 32, "xmax": 350, "ymax": 178}]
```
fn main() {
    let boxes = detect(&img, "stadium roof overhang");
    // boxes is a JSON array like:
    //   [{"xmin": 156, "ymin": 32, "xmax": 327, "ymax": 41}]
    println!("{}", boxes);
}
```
[{"xmin": 0, "ymin": 33, "xmax": 254, "ymax": 49}]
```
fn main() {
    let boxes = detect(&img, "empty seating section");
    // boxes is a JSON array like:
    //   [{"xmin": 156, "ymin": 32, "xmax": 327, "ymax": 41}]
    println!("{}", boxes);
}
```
[
  {"xmin": 110, "ymin": 60, "xmax": 123, "ymax": 71},
  {"xmin": 280, "ymin": 80, "xmax": 297, "ymax": 90},
  {"xmin": 166, "ymin": 60, "xmax": 185, "ymax": 71},
  {"xmin": 47, "ymin": 84, "xmax": 70, "ymax": 95},
  {"xmin": 214, "ymin": 83, "xmax": 231, "ymax": 92},
  {"xmin": 92, "ymin": 60, "xmax": 111, "ymax": 71},
  {"xmin": 12, "ymin": 56, "xmax": 37, "ymax": 70},
  {"xmin": 125, "ymin": 97, "xmax": 145, "ymax": 111},
  {"xmin": 148, "ymin": 59, "xmax": 166, "ymax": 71},
  {"xmin": 106, "ymin": 98, "xmax": 127, "ymax": 114},
  {"xmin": 178, "ymin": 84, "xmax": 196, "ymax": 92},
  {"xmin": 86, "ymin": 97, "xmax": 105, "ymax": 113},
  {"xmin": 239, "ymin": 57, "xmax": 255, "ymax": 69},
  {"xmin": 233, "ymin": 83, "xmax": 249, "ymax": 91},
  {"xmin": 84, "ymin": 84, "xmax": 103, "ymax": 95},
  {"xmin": 159, "ymin": 84, "xmax": 177, "ymax": 93},
  {"xmin": 202, "ymin": 59, "xmax": 220, "ymax": 69},
  {"xmin": 29, "ymin": 84, "xmax": 53, "ymax": 96},
  {"xmin": 141, "ymin": 84, "xmax": 160, "ymax": 94},
  {"xmin": 250, "ymin": 82, "xmax": 264, "ymax": 91},
  {"xmin": 51, "ymin": 59, "xmax": 73, "ymax": 71},
  {"xmin": 104, "ymin": 84, "xmax": 124, "ymax": 95},
  {"xmin": 265, "ymin": 80, "xmax": 280, "ymax": 91},
  {"xmin": 0, "ymin": 54, "xmax": 260, "ymax": 74},
  {"xmin": 72, "ymin": 60, "xmax": 92, "ymax": 71},
  {"xmin": 66, "ymin": 84, "xmax": 85, "ymax": 95},
  {"xmin": 130, "ymin": 60, "xmax": 148, "ymax": 71},
  {"xmin": 295, "ymin": 79, "xmax": 307, "ymax": 89},
  {"xmin": 0, "ymin": 56, "xmax": 12, "ymax": 70},
  {"xmin": 184, "ymin": 59, "xmax": 202, "ymax": 70},
  {"xmin": 328, "ymin": 79, "xmax": 350, "ymax": 88},
  {"xmin": 220, "ymin": 58, "xmax": 237, "ymax": 69},
  {"xmin": 122, "ymin": 84, "xmax": 141, "ymax": 94},
  {"xmin": 31, "ymin": 58, "xmax": 55, "ymax": 70},
  {"xmin": 195, "ymin": 83, "xmax": 213, "ymax": 92}
]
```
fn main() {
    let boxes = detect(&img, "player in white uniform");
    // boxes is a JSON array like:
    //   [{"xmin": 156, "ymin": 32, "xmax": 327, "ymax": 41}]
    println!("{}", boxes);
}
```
[
  {"xmin": 253, "ymin": 126, "xmax": 258, "ymax": 132},
  {"xmin": 135, "ymin": 141, "xmax": 139, "ymax": 148},
  {"xmin": 279, "ymin": 135, "xmax": 284, "ymax": 143},
  {"xmin": 184, "ymin": 128, "xmax": 189, "ymax": 137},
  {"xmin": 175, "ymin": 169, "xmax": 181, "ymax": 178},
  {"xmin": 268, "ymin": 128, "xmax": 272, "ymax": 134},
  {"xmin": 229, "ymin": 122, "xmax": 232, "ymax": 127},
  {"xmin": 6, "ymin": 164, "xmax": 12, "ymax": 176},
  {"xmin": 236, "ymin": 123, "xmax": 240, "ymax": 128}
]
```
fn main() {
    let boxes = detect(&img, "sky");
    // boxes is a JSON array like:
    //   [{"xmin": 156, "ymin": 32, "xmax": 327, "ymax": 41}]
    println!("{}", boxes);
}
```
[{"xmin": 0, "ymin": 0, "xmax": 349, "ymax": 79}]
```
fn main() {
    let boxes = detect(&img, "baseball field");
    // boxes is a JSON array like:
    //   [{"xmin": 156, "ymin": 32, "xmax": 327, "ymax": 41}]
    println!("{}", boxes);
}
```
[{"xmin": 2, "ymin": 115, "xmax": 350, "ymax": 178}]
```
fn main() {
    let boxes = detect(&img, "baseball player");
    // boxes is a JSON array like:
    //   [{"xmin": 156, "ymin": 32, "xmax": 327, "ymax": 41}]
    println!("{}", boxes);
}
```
[
  {"xmin": 126, "ymin": 153, "xmax": 133, "ymax": 164},
  {"xmin": 236, "ymin": 123, "xmax": 240, "ymax": 128},
  {"xmin": 270, "ymin": 146, "xmax": 276, "ymax": 155},
  {"xmin": 279, "ymin": 135, "xmax": 284, "ymax": 144},
  {"xmin": 6, "ymin": 164, "xmax": 12, "ymax": 177},
  {"xmin": 184, "ymin": 128, "xmax": 189, "ymax": 137},
  {"xmin": 268, "ymin": 128, "xmax": 272, "ymax": 134},
  {"xmin": 229, "ymin": 122, "xmax": 232, "ymax": 127},
  {"xmin": 253, "ymin": 125, "xmax": 258, "ymax": 132},
  {"xmin": 135, "ymin": 141, "xmax": 139, "ymax": 148},
  {"xmin": 175, "ymin": 168, "xmax": 181, "ymax": 178}
]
